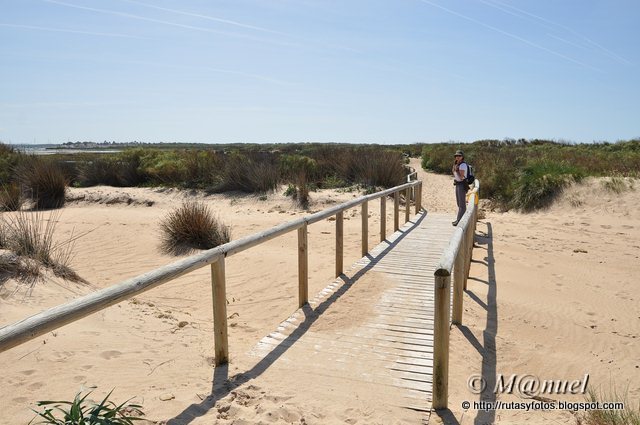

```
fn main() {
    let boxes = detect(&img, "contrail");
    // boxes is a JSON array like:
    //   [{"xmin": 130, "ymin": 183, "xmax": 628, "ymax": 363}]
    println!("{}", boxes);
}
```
[
  {"xmin": 118, "ymin": 0, "xmax": 286, "ymax": 36},
  {"xmin": 0, "ymin": 22, "xmax": 148, "ymax": 39},
  {"xmin": 42, "ymin": 0, "xmax": 299, "ymax": 48},
  {"xmin": 479, "ymin": 0, "xmax": 631, "ymax": 65},
  {"xmin": 418, "ymin": 0, "xmax": 602, "ymax": 72}
]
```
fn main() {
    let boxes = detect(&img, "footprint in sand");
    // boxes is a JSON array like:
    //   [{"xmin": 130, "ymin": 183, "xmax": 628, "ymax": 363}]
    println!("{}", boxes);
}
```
[
  {"xmin": 28, "ymin": 382, "xmax": 44, "ymax": 390},
  {"xmin": 100, "ymin": 350, "xmax": 122, "ymax": 360}
]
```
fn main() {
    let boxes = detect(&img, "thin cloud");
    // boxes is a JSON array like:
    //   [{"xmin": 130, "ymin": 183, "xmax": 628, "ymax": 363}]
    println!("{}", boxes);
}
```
[
  {"xmin": 0, "ymin": 23, "xmax": 148, "ymax": 39},
  {"xmin": 479, "ymin": 0, "xmax": 631, "ymax": 65},
  {"xmin": 123, "ymin": 59, "xmax": 295, "ymax": 86},
  {"xmin": 118, "ymin": 0, "xmax": 286, "ymax": 36},
  {"xmin": 42, "ymin": 0, "xmax": 299, "ymax": 48},
  {"xmin": 419, "ymin": 0, "xmax": 602, "ymax": 72}
]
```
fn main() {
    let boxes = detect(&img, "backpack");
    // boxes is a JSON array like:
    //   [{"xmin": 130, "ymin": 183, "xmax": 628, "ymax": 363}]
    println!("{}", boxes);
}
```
[{"xmin": 462, "ymin": 162, "xmax": 475, "ymax": 185}]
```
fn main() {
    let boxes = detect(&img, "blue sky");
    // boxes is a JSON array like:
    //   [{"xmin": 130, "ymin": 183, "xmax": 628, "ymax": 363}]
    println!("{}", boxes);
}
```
[{"xmin": 1, "ymin": 0, "xmax": 638, "ymax": 144}]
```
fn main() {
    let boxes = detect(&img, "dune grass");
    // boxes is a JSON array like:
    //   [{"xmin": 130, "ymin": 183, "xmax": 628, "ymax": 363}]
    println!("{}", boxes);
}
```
[
  {"xmin": 159, "ymin": 201, "xmax": 231, "ymax": 255},
  {"xmin": 578, "ymin": 385, "xmax": 640, "ymax": 425},
  {"xmin": 0, "ymin": 211, "xmax": 81, "ymax": 283},
  {"xmin": 18, "ymin": 157, "xmax": 67, "ymax": 210}
]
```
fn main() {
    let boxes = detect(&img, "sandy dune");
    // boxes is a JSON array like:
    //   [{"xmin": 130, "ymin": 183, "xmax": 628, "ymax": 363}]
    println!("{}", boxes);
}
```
[{"xmin": 1, "ymin": 159, "xmax": 639, "ymax": 424}]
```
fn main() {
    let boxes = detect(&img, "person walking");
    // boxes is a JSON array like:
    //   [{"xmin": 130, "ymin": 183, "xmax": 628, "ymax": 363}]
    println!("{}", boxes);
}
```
[{"xmin": 452, "ymin": 149, "xmax": 468, "ymax": 226}]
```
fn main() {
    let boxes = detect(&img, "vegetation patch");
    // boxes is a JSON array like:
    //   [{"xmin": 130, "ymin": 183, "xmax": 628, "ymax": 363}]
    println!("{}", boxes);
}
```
[
  {"xmin": 30, "ymin": 388, "xmax": 144, "ymax": 425},
  {"xmin": 421, "ymin": 139, "xmax": 639, "ymax": 211},
  {"xmin": 159, "ymin": 201, "xmax": 231, "ymax": 255}
]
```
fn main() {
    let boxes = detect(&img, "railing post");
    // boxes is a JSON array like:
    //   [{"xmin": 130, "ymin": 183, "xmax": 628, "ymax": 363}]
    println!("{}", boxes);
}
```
[
  {"xmin": 415, "ymin": 182, "xmax": 422, "ymax": 214},
  {"xmin": 298, "ymin": 223, "xmax": 308, "ymax": 307},
  {"xmin": 211, "ymin": 258, "xmax": 228, "ymax": 366},
  {"xmin": 405, "ymin": 188, "xmax": 410, "ymax": 223},
  {"xmin": 380, "ymin": 196, "xmax": 386, "ymax": 242},
  {"xmin": 394, "ymin": 191, "xmax": 400, "ymax": 231},
  {"xmin": 361, "ymin": 201, "xmax": 368, "ymax": 256},
  {"xmin": 335, "ymin": 212, "xmax": 343, "ymax": 277},
  {"xmin": 452, "ymin": 250, "xmax": 465, "ymax": 325},
  {"xmin": 433, "ymin": 271, "xmax": 451, "ymax": 409}
]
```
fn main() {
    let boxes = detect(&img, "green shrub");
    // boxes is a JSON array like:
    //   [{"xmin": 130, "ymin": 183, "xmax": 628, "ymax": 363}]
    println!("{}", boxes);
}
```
[
  {"xmin": 160, "ymin": 201, "xmax": 231, "ymax": 255},
  {"xmin": 30, "ymin": 388, "xmax": 144, "ymax": 425},
  {"xmin": 512, "ymin": 162, "xmax": 582, "ymax": 211},
  {"xmin": 216, "ymin": 152, "xmax": 279, "ymax": 193}
]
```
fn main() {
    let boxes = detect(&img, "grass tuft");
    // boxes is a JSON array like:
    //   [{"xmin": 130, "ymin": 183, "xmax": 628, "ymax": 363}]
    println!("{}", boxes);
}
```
[
  {"xmin": 0, "ymin": 182, "xmax": 23, "ymax": 211},
  {"xmin": 578, "ymin": 385, "xmax": 640, "ymax": 425},
  {"xmin": 18, "ymin": 158, "xmax": 67, "ymax": 209},
  {"xmin": 30, "ymin": 387, "xmax": 144, "ymax": 425},
  {"xmin": 160, "ymin": 201, "xmax": 231, "ymax": 255},
  {"xmin": 0, "ymin": 211, "xmax": 83, "ymax": 283}
]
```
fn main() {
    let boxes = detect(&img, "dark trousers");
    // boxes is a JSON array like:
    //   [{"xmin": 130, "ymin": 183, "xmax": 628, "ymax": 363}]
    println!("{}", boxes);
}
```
[{"xmin": 455, "ymin": 182, "xmax": 468, "ymax": 222}]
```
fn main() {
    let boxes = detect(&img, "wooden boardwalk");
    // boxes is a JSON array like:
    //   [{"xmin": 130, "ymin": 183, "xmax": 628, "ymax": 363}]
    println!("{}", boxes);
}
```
[{"xmin": 249, "ymin": 210, "xmax": 455, "ymax": 420}]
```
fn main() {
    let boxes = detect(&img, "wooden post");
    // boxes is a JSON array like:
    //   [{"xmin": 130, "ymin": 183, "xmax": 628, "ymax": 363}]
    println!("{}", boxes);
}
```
[
  {"xmin": 433, "ymin": 272, "xmax": 451, "ymax": 409},
  {"xmin": 211, "ymin": 258, "xmax": 228, "ymax": 366},
  {"xmin": 452, "ymin": 250, "xmax": 465, "ymax": 325},
  {"xmin": 380, "ymin": 196, "xmax": 386, "ymax": 242},
  {"xmin": 361, "ymin": 202, "xmax": 368, "ymax": 257},
  {"xmin": 336, "ymin": 212, "xmax": 343, "ymax": 277},
  {"xmin": 298, "ymin": 224, "xmax": 308, "ymax": 307},
  {"xmin": 405, "ymin": 188, "xmax": 410, "ymax": 223},
  {"xmin": 415, "ymin": 182, "xmax": 422, "ymax": 214},
  {"xmin": 394, "ymin": 191, "xmax": 400, "ymax": 231}
]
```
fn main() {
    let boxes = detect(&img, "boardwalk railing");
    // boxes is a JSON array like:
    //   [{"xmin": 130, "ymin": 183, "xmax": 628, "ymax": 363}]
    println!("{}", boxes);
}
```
[
  {"xmin": 432, "ymin": 180, "xmax": 481, "ymax": 409},
  {"xmin": 0, "ymin": 180, "xmax": 423, "ymax": 366}
]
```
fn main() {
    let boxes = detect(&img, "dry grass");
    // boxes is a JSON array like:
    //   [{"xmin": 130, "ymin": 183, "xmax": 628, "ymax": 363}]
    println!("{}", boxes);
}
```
[
  {"xmin": 0, "ymin": 211, "xmax": 83, "ymax": 284},
  {"xmin": 0, "ymin": 182, "xmax": 23, "ymax": 211},
  {"xmin": 159, "ymin": 201, "xmax": 231, "ymax": 255},
  {"xmin": 577, "ymin": 385, "xmax": 640, "ymax": 425},
  {"xmin": 18, "ymin": 157, "xmax": 67, "ymax": 209}
]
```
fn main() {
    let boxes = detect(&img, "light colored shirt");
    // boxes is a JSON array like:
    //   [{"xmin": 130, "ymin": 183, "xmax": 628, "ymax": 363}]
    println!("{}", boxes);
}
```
[{"xmin": 453, "ymin": 163, "xmax": 468, "ymax": 182}]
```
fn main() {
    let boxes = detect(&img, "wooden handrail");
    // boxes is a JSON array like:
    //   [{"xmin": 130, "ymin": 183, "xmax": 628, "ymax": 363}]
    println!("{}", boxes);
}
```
[
  {"xmin": 432, "ymin": 179, "xmax": 480, "ymax": 410},
  {"xmin": 0, "ymin": 180, "xmax": 422, "ymax": 358}
]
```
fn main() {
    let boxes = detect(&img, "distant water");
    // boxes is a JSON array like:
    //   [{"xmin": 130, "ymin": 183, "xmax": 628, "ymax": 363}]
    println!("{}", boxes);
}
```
[{"xmin": 16, "ymin": 146, "xmax": 121, "ymax": 155}]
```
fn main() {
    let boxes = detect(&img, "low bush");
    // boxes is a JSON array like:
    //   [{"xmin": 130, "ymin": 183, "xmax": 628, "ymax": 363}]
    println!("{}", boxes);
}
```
[
  {"xmin": 511, "ymin": 162, "xmax": 583, "ymax": 211},
  {"xmin": 159, "ymin": 201, "xmax": 231, "ymax": 255},
  {"xmin": 280, "ymin": 154, "xmax": 317, "ymax": 207}
]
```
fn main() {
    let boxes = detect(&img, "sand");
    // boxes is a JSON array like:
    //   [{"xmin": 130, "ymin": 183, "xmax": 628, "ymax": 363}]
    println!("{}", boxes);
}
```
[{"xmin": 1, "ymin": 159, "xmax": 639, "ymax": 424}]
